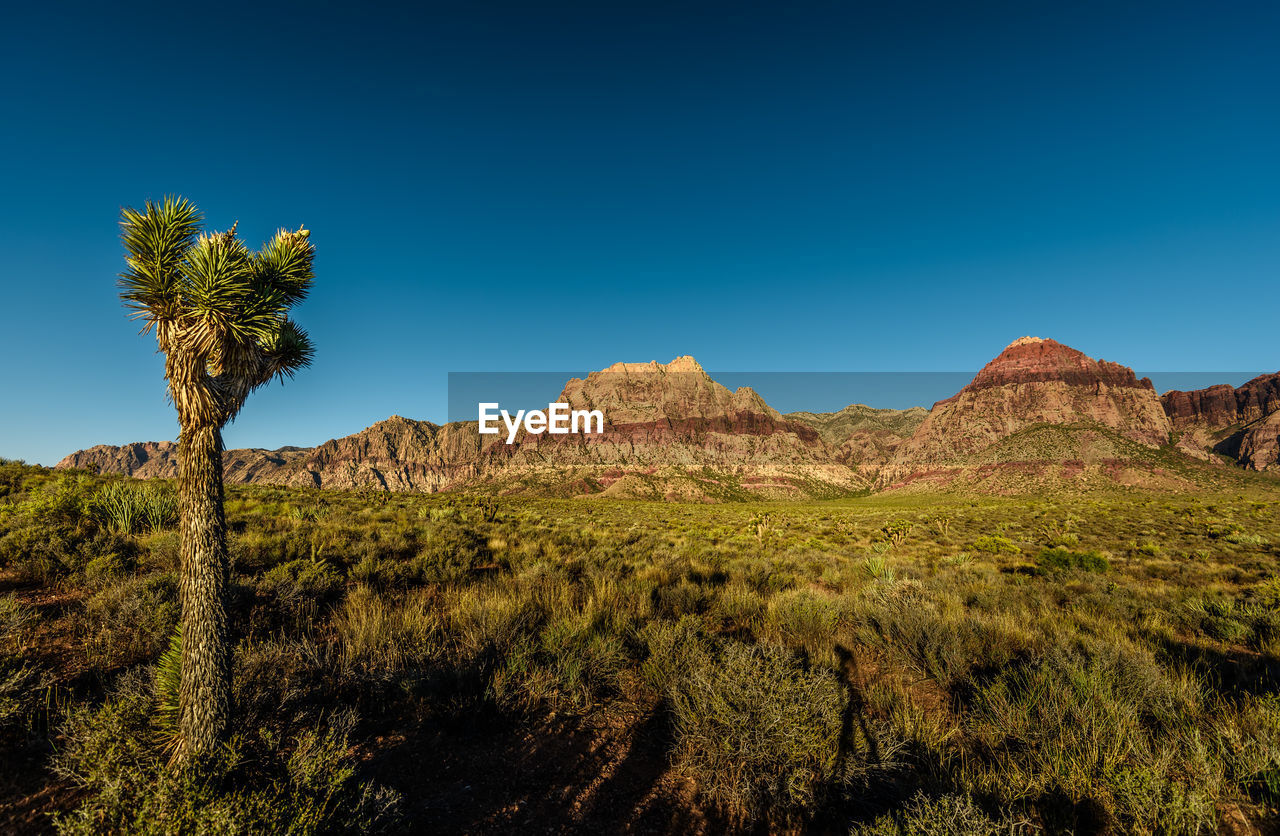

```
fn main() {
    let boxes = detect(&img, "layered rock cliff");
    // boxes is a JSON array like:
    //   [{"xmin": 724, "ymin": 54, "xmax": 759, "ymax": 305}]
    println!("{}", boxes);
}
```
[
  {"xmin": 1161, "ymin": 373, "xmax": 1280, "ymax": 470},
  {"xmin": 57, "ymin": 357, "xmax": 867, "ymax": 499},
  {"xmin": 889, "ymin": 337, "xmax": 1173, "ymax": 472},
  {"xmin": 55, "ymin": 345, "xmax": 1278, "ymax": 497}
]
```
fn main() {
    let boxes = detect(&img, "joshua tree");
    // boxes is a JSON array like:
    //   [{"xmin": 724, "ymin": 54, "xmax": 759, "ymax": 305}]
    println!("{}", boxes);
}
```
[{"xmin": 118, "ymin": 196, "xmax": 315, "ymax": 764}]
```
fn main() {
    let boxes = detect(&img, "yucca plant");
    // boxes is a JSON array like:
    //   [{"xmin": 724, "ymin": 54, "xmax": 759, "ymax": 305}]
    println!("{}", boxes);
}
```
[
  {"xmin": 90, "ymin": 482, "xmax": 144, "ymax": 535},
  {"xmin": 118, "ymin": 196, "xmax": 315, "ymax": 766},
  {"xmin": 141, "ymin": 484, "xmax": 178, "ymax": 532},
  {"xmin": 154, "ymin": 627, "xmax": 183, "ymax": 755}
]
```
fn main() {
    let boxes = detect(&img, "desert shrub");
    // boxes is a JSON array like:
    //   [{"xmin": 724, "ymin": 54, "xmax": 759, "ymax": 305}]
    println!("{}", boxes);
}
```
[
  {"xmin": 414, "ymin": 519, "xmax": 492, "ymax": 582},
  {"xmin": 254, "ymin": 558, "xmax": 345, "ymax": 634},
  {"xmin": 1035, "ymin": 547, "xmax": 1109, "ymax": 573},
  {"xmin": 0, "ymin": 594, "xmax": 40, "ymax": 730},
  {"xmin": 709, "ymin": 581, "xmax": 766, "ymax": 635},
  {"xmin": 334, "ymin": 586, "xmax": 439, "ymax": 676},
  {"xmin": 53, "ymin": 670, "xmax": 399, "ymax": 834},
  {"xmin": 670, "ymin": 641, "xmax": 844, "ymax": 820},
  {"xmin": 448, "ymin": 585, "xmax": 536, "ymax": 660},
  {"xmin": 1205, "ymin": 521, "xmax": 1244, "ymax": 540},
  {"xmin": 11, "ymin": 474, "xmax": 93, "ymax": 532},
  {"xmin": 84, "ymin": 574, "xmax": 179, "ymax": 668},
  {"xmin": 83, "ymin": 551, "xmax": 135, "ymax": 585},
  {"xmin": 0, "ymin": 593, "xmax": 35, "ymax": 652},
  {"xmin": 0, "ymin": 524, "xmax": 72, "ymax": 579},
  {"xmin": 854, "ymin": 587, "xmax": 1037, "ymax": 694},
  {"xmin": 1253, "ymin": 575, "xmax": 1280, "ymax": 609},
  {"xmin": 143, "ymin": 530, "xmax": 181, "ymax": 572},
  {"xmin": 71, "ymin": 530, "xmax": 142, "ymax": 575},
  {"xmin": 1214, "ymin": 693, "xmax": 1280, "ymax": 804},
  {"xmin": 1180, "ymin": 596, "xmax": 1279, "ymax": 648},
  {"xmin": 963, "ymin": 641, "xmax": 1215, "ymax": 833},
  {"xmin": 234, "ymin": 638, "xmax": 336, "ymax": 733},
  {"xmin": 0, "ymin": 661, "xmax": 39, "ymax": 731},
  {"xmin": 639, "ymin": 616, "xmax": 708, "ymax": 697},
  {"xmin": 764, "ymin": 588, "xmax": 840, "ymax": 658},
  {"xmin": 349, "ymin": 555, "xmax": 414, "ymax": 589},
  {"xmin": 260, "ymin": 557, "xmax": 343, "ymax": 599},
  {"xmin": 851, "ymin": 791, "xmax": 1033, "ymax": 835},
  {"xmin": 497, "ymin": 609, "xmax": 628, "ymax": 711},
  {"xmin": 655, "ymin": 578, "xmax": 708, "ymax": 617},
  {"xmin": 972, "ymin": 535, "xmax": 1020, "ymax": 555}
]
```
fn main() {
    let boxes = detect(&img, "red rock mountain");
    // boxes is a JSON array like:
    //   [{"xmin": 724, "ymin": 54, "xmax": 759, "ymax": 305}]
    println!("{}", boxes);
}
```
[
  {"xmin": 945, "ymin": 336, "xmax": 1153, "ymax": 396},
  {"xmin": 58, "ymin": 357, "xmax": 867, "ymax": 500},
  {"xmin": 56, "ymin": 345, "xmax": 1278, "ymax": 497},
  {"xmin": 1162, "ymin": 373, "xmax": 1280, "ymax": 471},
  {"xmin": 881, "ymin": 337, "xmax": 1180, "ymax": 490}
]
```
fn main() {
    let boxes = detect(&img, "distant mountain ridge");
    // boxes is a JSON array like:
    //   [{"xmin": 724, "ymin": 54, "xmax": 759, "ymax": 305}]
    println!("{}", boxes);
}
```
[
  {"xmin": 57, "ymin": 342, "xmax": 1280, "ymax": 498},
  {"xmin": 1161, "ymin": 373, "xmax": 1280, "ymax": 472}
]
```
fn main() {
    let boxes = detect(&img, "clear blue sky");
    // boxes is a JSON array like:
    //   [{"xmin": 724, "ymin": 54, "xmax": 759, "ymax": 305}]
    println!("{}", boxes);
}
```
[{"xmin": 2, "ymin": 1, "xmax": 1277, "ymax": 465}]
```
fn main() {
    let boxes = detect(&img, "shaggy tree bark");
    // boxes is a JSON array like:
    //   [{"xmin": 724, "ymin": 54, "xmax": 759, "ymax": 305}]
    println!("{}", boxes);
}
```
[{"xmin": 175, "ymin": 423, "xmax": 230, "ymax": 762}]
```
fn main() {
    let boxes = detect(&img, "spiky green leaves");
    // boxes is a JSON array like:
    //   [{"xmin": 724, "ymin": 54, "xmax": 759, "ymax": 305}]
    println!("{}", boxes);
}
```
[
  {"xmin": 261, "ymin": 319, "xmax": 315, "ymax": 382},
  {"xmin": 119, "ymin": 196, "xmax": 203, "ymax": 327},
  {"xmin": 117, "ymin": 196, "xmax": 316, "ymax": 424},
  {"xmin": 254, "ymin": 227, "xmax": 314, "ymax": 306},
  {"xmin": 181, "ymin": 232, "xmax": 276, "ymax": 354}
]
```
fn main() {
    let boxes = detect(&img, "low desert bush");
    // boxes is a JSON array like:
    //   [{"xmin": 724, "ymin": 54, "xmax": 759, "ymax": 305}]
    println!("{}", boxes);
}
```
[
  {"xmin": 963, "ymin": 640, "xmax": 1216, "ymax": 832},
  {"xmin": 414, "ymin": 519, "xmax": 493, "ymax": 582},
  {"xmin": 0, "ymin": 594, "xmax": 40, "ymax": 730},
  {"xmin": 851, "ymin": 791, "xmax": 1033, "ymax": 835},
  {"xmin": 854, "ymin": 586, "xmax": 1037, "ymax": 694},
  {"xmin": 1213, "ymin": 693, "xmax": 1280, "ymax": 805},
  {"xmin": 1179, "ymin": 595, "xmax": 1280, "ymax": 648},
  {"xmin": 334, "ymin": 586, "xmax": 439, "ymax": 676},
  {"xmin": 84, "ymin": 574, "xmax": 179, "ymax": 669},
  {"xmin": 670, "ymin": 641, "xmax": 845, "ymax": 821},
  {"xmin": 53, "ymin": 670, "xmax": 399, "ymax": 834},
  {"xmin": 1035, "ymin": 547, "xmax": 1109, "ymax": 573},
  {"xmin": 709, "ymin": 581, "xmax": 766, "ymax": 636},
  {"xmin": 972, "ymin": 535, "xmax": 1020, "ymax": 555},
  {"xmin": 763, "ymin": 588, "xmax": 840, "ymax": 660},
  {"xmin": 256, "ymin": 557, "xmax": 344, "ymax": 633}
]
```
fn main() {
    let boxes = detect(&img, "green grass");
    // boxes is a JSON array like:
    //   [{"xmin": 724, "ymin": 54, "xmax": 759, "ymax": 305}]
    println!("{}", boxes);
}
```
[{"xmin": 2, "ymin": 459, "xmax": 1280, "ymax": 832}]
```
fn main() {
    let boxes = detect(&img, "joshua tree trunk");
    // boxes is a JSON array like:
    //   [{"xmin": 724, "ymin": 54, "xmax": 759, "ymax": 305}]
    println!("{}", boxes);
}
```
[{"xmin": 174, "ymin": 422, "xmax": 230, "ymax": 763}]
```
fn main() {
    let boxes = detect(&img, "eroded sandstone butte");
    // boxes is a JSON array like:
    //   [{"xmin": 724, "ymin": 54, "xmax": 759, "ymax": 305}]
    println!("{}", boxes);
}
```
[
  {"xmin": 880, "ymin": 337, "xmax": 1181, "ymax": 490},
  {"xmin": 894, "ymin": 337, "xmax": 1172, "ymax": 462}
]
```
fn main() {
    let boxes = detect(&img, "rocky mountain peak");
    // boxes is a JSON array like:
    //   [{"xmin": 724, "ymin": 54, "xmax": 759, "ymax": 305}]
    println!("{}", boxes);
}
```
[
  {"xmin": 885, "ymin": 338, "xmax": 1175, "ymax": 484},
  {"xmin": 597, "ymin": 355, "xmax": 706, "ymax": 376},
  {"xmin": 953, "ymin": 337, "xmax": 1151, "ymax": 401},
  {"xmin": 558, "ymin": 356, "xmax": 778, "ymax": 423}
]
